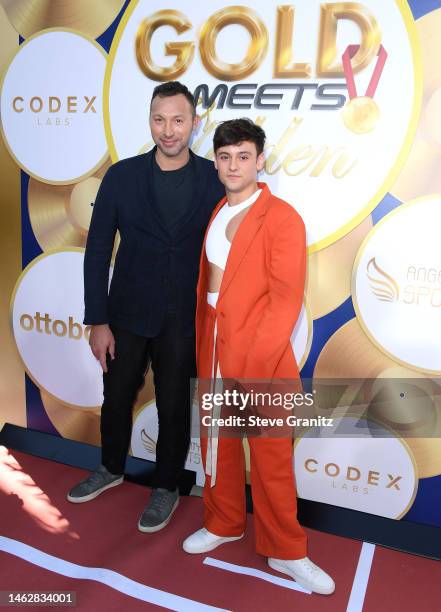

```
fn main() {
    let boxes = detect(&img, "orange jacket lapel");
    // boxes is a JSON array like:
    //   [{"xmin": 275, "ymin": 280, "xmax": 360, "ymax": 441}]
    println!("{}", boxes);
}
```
[{"xmin": 218, "ymin": 183, "xmax": 270, "ymax": 303}]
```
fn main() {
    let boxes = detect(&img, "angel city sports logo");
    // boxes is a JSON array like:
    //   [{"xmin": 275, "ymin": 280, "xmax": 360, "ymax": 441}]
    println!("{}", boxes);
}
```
[
  {"xmin": 141, "ymin": 428, "xmax": 156, "ymax": 454},
  {"xmin": 367, "ymin": 257, "xmax": 441, "ymax": 308},
  {"xmin": 139, "ymin": 427, "xmax": 201, "ymax": 464},
  {"xmin": 11, "ymin": 95, "xmax": 97, "ymax": 127}
]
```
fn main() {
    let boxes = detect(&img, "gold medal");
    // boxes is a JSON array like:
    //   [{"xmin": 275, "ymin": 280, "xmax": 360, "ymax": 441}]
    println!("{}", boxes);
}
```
[
  {"xmin": 342, "ymin": 44, "xmax": 387, "ymax": 135},
  {"xmin": 342, "ymin": 96, "xmax": 380, "ymax": 134}
]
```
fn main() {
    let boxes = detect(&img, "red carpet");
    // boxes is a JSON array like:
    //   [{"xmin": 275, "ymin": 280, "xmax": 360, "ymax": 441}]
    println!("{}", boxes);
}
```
[{"xmin": 0, "ymin": 447, "xmax": 439, "ymax": 611}]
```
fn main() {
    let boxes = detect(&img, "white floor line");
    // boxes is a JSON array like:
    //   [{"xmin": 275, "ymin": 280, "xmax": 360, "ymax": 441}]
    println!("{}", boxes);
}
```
[
  {"xmin": 346, "ymin": 542, "xmax": 376, "ymax": 612},
  {"xmin": 0, "ymin": 536, "xmax": 230, "ymax": 612},
  {"xmin": 203, "ymin": 557, "xmax": 311, "ymax": 594}
]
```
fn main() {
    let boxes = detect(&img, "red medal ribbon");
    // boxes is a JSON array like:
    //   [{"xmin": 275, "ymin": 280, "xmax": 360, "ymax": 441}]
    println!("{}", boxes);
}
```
[{"xmin": 342, "ymin": 44, "xmax": 388, "ymax": 100}]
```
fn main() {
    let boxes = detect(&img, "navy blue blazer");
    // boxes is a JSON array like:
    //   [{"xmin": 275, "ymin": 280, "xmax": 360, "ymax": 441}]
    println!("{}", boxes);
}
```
[{"xmin": 83, "ymin": 148, "xmax": 224, "ymax": 337}]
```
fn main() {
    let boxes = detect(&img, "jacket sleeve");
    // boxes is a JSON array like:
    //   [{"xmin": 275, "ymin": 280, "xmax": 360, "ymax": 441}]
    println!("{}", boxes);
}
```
[
  {"xmin": 83, "ymin": 165, "xmax": 118, "ymax": 325},
  {"xmin": 241, "ymin": 208, "xmax": 306, "ymax": 380}
]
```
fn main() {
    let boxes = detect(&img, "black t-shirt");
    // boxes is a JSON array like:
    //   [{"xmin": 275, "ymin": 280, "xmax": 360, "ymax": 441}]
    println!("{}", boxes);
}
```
[
  {"xmin": 151, "ymin": 152, "xmax": 196, "ymax": 314},
  {"xmin": 151, "ymin": 153, "xmax": 195, "ymax": 235}
]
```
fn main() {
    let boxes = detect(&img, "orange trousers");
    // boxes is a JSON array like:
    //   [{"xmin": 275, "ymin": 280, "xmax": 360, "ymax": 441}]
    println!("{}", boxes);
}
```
[
  {"xmin": 198, "ymin": 304, "xmax": 307, "ymax": 559},
  {"xmin": 200, "ymin": 435, "xmax": 307, "ymax": 559}
]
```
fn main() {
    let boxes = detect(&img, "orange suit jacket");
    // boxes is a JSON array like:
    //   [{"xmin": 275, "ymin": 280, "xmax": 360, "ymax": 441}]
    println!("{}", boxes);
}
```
[{"xmin": 196, "ymin": 182, "xmax": 306, "ymax": 382}]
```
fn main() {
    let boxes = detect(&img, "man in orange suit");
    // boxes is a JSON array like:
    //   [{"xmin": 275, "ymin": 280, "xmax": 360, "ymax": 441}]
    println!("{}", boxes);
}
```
[{"xmin": 182, "ymin": 119, "xmax": 335, "ymax": 595}]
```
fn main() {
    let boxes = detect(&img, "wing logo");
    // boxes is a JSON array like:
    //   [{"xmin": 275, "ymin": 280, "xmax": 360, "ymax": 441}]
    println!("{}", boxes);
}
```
[
  {"xmin": 366, "ymin": 257, "xmax": 400, "ymax": 302},
  {"xmin": 141, "ymin": 428, "xmax": 157, "ymax": 454}
]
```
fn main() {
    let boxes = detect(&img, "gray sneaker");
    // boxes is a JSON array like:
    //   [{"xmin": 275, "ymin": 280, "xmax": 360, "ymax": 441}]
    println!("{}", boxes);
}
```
[
  {"xmin": 138, "ymin": 488, "xmax": 179, "ymax": 533},
  {"xmin": 67, "ymin": 465, "xmax": 123, "ymax": 503}
]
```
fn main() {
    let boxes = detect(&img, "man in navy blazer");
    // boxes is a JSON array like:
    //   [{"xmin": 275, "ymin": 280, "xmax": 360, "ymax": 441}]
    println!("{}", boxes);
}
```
[{"xmin": 67, "ymin": 82, "xmax": 224, "ymax": 532}]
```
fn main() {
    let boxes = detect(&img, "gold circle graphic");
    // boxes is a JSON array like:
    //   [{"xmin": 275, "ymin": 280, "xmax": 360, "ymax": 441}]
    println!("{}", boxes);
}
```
[
  {"xmin": 69, "ymin": 178, "xmax": 102, "ymax": 235},
  {"xmin": 313, "ymin": 319, "xmax": 441, "ymax": 478},
  {"xmin": 0, "ymin": 0, "xmax": 125, "ymax": 40},
  {"xmin": 41, "ymin": 388, "xmax": 101, "ymax": 446},
  {"xmin": 306, "ymin": 215, "xmax": 373, "ymax": 320},
  {"xmin": 391, "ymin": 8, "xmax": 441, "ymax": 201},
  {"xmin": 314, "ymin": 318, "xmax": 394, "ymax": 379},
  {"xmin": 370, "ymin": 368, "xmax": 438, "ymax": 435},
  {"xmin": 27, "ymin": 159, "xmax": 117, "ymax": 251}
]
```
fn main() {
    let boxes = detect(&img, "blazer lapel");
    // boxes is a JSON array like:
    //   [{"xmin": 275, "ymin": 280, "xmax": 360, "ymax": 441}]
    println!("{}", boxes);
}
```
[
  {"xmin": 218, "ymin": 183, "xmax": 270, "ymax": 303},
  {"xmin": 175, "ymin": 152, "xmax": 207, "ymax": 242}
]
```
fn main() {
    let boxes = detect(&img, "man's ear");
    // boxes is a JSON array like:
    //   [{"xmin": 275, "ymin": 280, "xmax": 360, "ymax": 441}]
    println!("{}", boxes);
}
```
[
  {"xmin": 214, "ymin": 154, "xmax": 218, "ymax": 170},
  {"xmin": 256, "ymin": 151, "xmax": 265, "ymax": 172},
  {"xmin": 193, "ymin": 114, "xmax": 201, "ymax": 132}
]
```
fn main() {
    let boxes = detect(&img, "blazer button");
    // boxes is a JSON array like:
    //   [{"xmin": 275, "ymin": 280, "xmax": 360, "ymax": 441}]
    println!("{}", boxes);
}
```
[
  {"xmin": 219, "ymin": 311, "xmax": 226, "ymax": 318},
  {"xmin": 219, "ymin": 338, "xmax": 225, "ymax": 345}
]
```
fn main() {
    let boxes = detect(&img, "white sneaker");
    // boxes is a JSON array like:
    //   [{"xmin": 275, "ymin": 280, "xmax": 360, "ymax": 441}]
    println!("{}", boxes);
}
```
[
  {"xmin": 268, "ymin": 557, "xmax": 335, "ymax": 595},
  {"xmin": 183, "ymin": 528, "xmax": 244, "ymax": 554}
]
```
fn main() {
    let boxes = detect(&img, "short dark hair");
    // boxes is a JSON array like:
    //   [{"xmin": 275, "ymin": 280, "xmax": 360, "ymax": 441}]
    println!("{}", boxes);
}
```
[
  {"xmin": 213, "ymin": 118, "xmax": 266, "ymax": 155},
  {"xmin": 150, "ymin": 81, "xmax": 196, "ymax": 116}
]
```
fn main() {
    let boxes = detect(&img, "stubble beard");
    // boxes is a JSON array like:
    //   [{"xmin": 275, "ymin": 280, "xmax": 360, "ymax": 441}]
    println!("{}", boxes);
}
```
[{"xmin": 155, "ymin": 138, "xmax": 190, "ymax": 160}]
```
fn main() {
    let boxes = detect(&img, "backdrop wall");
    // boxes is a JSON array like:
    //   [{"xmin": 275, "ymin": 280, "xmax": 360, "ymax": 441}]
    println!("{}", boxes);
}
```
[{"xmin": 0, "ymin": 0, "xmax": 440, "ymax": 529}]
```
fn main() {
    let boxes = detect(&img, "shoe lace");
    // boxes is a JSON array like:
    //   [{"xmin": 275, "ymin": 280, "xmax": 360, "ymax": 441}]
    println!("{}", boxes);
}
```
[
  {"xmin": 149, "ymin": 490, "xmax": 172, "ymax": 514},
  {"xmin": 299, "ymin": 559, "xmax": 319, "ymax": 575},
  {"xmin": 86, "ymin": 470, "xmax": 107, "ymax": 487}
]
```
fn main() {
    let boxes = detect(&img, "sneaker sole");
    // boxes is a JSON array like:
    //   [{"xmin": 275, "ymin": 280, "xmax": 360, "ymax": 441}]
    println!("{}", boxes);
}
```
[
  {"xmin": 67, "ymin": 476, "xmax": 124, "ymax": 504},
  {"xmin": 183, "ymin": 533, "xmax": 244, "ymax": 554},
  {"xmin": 268, "ymin": 558, "xmax": 335, "ymax": 595},
  {"xmin": 137, "ymin": 497, "xmax": 179, "ymax": 533}
]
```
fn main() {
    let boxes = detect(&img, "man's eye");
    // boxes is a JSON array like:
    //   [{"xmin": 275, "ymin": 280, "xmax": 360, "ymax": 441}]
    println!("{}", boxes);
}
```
[{"xmin": 240, "ymin": 156, "xmax": 249, "ymax": 161}]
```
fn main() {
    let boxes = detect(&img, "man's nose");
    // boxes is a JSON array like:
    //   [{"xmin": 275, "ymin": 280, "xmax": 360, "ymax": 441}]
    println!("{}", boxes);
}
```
[
  {"xmin": 163, "ymin": 121, "xmax": 174, "ymax": 137},
  {"xmin": 229, "ymin": 157, "xmax": 238, "ymax": 171}
]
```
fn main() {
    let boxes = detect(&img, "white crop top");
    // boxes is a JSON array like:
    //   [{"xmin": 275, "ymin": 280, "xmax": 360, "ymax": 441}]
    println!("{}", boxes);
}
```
[{"xmin": 206, "ymin": 189, "xmax": 261, "ymax": 307}]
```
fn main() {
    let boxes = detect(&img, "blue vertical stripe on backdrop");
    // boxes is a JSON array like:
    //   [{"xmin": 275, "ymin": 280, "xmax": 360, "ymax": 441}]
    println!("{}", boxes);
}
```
[
  {"xmin": 25, "ymin": 376, "xmax": 59, "ymax": 436},
  {"xmin": 16, "ymin": 34, "xmax": 57, "ymax": 438},
  {"xmin": 20, "ymin": 171, "xmax": 48, "ymax": 428},
  {"xmin": 20, "ymin": 172, "xmax": 42, "ymax": 268}
]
